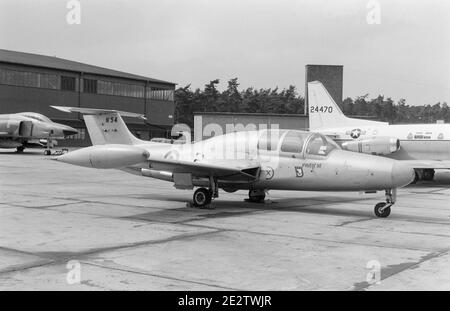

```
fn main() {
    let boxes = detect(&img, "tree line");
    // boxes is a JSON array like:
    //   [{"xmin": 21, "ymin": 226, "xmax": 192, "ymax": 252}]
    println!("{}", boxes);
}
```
[{"xmin": 174, "ymin": 78, "xmax": 449, "ymax": 127}]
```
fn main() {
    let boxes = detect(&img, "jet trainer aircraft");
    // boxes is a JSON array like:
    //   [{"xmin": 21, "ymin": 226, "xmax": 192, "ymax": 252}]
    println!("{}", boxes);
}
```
[
  {"xmin": 52, "ymin": 106, "xmax": 414, "ymax": 218},
  {"xmin": 0, "ymin": 112, "xmax": 78, "ymax": 154},
  {"xmin": 308, "ymin": 81, "xmax": 450, "ymax": 182}
]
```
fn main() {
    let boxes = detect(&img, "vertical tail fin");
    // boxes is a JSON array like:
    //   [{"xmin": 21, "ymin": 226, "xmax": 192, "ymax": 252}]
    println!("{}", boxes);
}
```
[
  {"xmin": 51, "ymin": 106, "xmax": 145, "ymax": 145},
  {"xmin": 307, "ymin": 81, "xmax": 349, "ymax": 130},
  {"xmin": 307, "ymin": 81, "xmax": 387, "ymax": 130}
]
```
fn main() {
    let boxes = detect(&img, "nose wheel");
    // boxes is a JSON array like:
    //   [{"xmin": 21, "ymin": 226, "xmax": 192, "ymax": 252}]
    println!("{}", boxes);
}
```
[
  {"xmin": 374, "ymin": 202, "xmax": 391, "ymax": 218},
  {"xmin": 374, "ymin": 188, "xmax": 396, "ymax": 218}
]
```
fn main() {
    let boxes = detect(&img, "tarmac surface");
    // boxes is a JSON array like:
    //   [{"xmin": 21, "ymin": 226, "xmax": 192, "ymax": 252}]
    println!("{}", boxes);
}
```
[{"xmin": 1, "ymin": 149, "xmax": 450, "ymax": 290}]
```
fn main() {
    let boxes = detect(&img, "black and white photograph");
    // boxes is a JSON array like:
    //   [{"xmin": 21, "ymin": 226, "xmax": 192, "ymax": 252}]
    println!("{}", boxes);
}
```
[{"xmin": 0, "ymin": 0, "xmax": 449, "ymax": 296}]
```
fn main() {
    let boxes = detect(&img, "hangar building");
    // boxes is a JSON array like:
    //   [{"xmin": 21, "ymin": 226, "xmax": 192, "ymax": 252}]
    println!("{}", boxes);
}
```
[{"xmin": 0, "ymin": 49, "xmax": 176, "ymax": 146}]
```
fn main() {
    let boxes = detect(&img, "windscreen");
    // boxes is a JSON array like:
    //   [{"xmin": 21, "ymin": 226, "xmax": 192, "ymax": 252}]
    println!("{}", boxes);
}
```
[
  {"xmin": 280, "ymin": 131, "xmax": 309, "ymax": 154},
  {"xmin": 20, "ymin": 113, "xmax": 52, "ymax": 123},
  {"xmin": 305, "ymin": 134, "xmax": 339, "ymax": 156}
]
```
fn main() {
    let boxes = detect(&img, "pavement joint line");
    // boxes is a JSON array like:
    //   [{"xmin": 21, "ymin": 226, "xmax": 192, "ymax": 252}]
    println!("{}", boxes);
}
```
[
  {"xmin": 153, "ymin": 220, "xmax": 441, "ymax": 253},
  {"xmin": 0, "ymin": 259, "xmax": 55, "ymax": 275},
  {"xmin": 0, "ymin": 246, "xmax": 42, "ymax": 257},
  {"xmin": 5, "ymin": 199, "xmax": 172, "ymax": 213},
  {"xmin": 0, "ymin": 229, "xmax": 227, "ymax": 278},
  {"xmin": 386, "ymin": 218, "xmax": 450, "ymax": 226},
  {"xmin": 334, "ymin": 218, "xmax": 373, "ymax": 227},
  {"xmin": 3, "ymin": 193, "xmax": 449, "ymax": 227},
  {"xmin": 354, "ymin": 248, "xmax": 450, "ymax": 291},
  {"xmin": 8, "ymin": 201, "xmax": 82, "ymax": 210},
  {"xmin": 81, "ymin": 261, "xmax": 243, "ymax": 291},
  {"xmin": 118, "ymin": 206, "xmax": 450, "ymax": 250}
]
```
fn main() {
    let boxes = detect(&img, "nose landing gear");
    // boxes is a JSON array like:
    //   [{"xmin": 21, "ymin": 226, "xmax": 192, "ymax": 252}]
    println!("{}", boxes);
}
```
[{"xmin": 374, "ymin": 188, "xmax": 396, "ymax": 218}]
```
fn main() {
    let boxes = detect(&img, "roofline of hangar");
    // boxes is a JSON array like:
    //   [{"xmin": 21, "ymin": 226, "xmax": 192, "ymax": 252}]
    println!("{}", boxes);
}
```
[{"xmin": 0, "ymin": 49, "xmax": 176, "ymax": 87}]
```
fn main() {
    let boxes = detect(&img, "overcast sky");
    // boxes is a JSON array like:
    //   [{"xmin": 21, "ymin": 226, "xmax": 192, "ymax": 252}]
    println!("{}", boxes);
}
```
[{"xmin": 1, "ymin": 0, "xmax": 449, "ymax": 106}]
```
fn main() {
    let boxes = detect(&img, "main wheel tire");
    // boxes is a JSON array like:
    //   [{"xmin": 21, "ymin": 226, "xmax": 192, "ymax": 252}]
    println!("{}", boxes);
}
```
[
  {"xmin": 16, "ymin": 146, "xmax": 25, "ymax": 153},
  {"xmin": 374, "ymin": 202, "xmax": 391, "ymax": 218},
  {"xmin": 193, "ymin": 188, "xmax": 212, "ymax": 207},
  {"xmin": 44, "ymin": 150, "xmax": 51, "ymax": 156},
  {"xmin": 248, "ymin": 190, "xmax": 266, "ymax": 203}
]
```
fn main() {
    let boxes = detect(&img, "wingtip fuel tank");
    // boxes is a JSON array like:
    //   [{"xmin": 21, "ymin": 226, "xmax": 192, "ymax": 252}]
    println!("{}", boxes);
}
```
[{"xmin": 55, "ymin": 144, "xmax": 149, "ymax": 169}]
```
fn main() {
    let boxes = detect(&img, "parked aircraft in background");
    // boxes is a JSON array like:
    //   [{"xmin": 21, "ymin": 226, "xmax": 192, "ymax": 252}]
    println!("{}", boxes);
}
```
[
  {"xmin": 308, "ymin": 81, "xmax": 450, "ymax": 182},
  {"xmin": 0, "ymin": 112, "xmax": 78, "ymax": 154},
  {"xmin": 52, "ymin": 106, "xmax": 414, "ymax": 218}
]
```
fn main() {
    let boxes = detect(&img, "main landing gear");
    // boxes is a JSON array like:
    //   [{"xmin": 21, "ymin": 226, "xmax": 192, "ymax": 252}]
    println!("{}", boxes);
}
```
[
  {"xmin": 193, "ymin": 188, "xmax": 212, "ymax": 207},
  {"xmin": 16, "ymin": 146, "xmax": 25, "ymax": 153},
  {"xmin": 374, "ymin": 188, "xmax": 396, "ymax": 218},
  {"xmin": 247, "ymin": 189, "xmax": 266, "ymax": 203},
  {"xmin": 192, "ymin": 177, "xmax": 218, "ymax": 208},
  {"xmin": 44, "ymin": 134, "xmax": 53, "ymax": 156}
]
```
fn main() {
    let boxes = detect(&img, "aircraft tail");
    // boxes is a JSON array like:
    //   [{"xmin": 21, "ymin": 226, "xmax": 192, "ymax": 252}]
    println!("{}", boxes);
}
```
[
  {"xmin": 51, "ymin": 106, "xmax": 145, "ymax": 145},
  {"xmin": 307, "ymin": 81, "xmax": 386, "ymax": 130}
]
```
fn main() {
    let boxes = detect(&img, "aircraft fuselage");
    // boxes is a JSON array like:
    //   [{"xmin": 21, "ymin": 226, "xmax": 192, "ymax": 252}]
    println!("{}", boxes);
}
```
[{"xmin": 320, "ymin": 124, "xmax": 450, "ymax": 161}]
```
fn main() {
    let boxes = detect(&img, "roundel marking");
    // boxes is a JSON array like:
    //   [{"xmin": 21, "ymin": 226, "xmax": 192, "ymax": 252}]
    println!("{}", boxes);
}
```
[
  {"xmin": 350, "ymin": 128, "xmax": 362, "ymax": 139},
  {"xmin": 164, "ymin": 150, "xmax": 180, "ymax": 160},
  {"xmin": 264, "ymin": 167, "xmax": 274, "ymax": 180}
]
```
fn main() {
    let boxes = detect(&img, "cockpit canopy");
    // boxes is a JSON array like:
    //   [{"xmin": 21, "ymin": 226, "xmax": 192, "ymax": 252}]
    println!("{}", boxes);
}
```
[
  {"xmin": 257, "ymin": 129, "xmax": 339, "ymax": 157},
  {"xmin": 18, "ymin": 112, "xmax": 52, "ymax": 123}
]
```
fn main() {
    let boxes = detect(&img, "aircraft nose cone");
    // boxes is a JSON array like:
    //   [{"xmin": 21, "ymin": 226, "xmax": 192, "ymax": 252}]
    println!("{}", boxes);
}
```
[{"xmin": 391, "ymin": 162, "xmax": 415, "ymax": 188}]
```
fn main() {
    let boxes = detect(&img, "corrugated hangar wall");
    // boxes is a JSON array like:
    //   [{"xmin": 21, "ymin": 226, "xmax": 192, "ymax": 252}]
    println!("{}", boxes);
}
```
[
  {"xmin": 194, "ymin": 113, "xmax": 309, "ymax": 141},
  {"xmin": 0, "ymin": 49, "xmax": 176, "ymax": 147}
]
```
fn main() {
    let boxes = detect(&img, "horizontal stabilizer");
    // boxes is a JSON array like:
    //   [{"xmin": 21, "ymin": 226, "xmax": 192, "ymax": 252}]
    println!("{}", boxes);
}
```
[{"xmin": 51, "ymin": 106, "xmax": 144, "ymax": 145}]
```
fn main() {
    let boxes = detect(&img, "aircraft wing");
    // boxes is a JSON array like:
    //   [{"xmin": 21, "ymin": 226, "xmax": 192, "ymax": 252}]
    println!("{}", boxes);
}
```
[
  {"xmin": 148, "ymin": 158, "xmax": 261, "ymax": 182},
  {"xmin": 401, "ymin": 160, "xmax": 450, "ymax": 170}
]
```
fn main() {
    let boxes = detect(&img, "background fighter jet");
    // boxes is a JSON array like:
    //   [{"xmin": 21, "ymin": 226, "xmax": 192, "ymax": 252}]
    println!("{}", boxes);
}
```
[
  {"xmin": 52, "ymin": 106, "xmax": 414, "ymax": 218},
  {"xmin": 0, "ymin": 112, "xmax": 78, "ymax": 154},
  {"xmin": 308, "ymin": 81, "xmax": 450, "ymax": 182}
]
